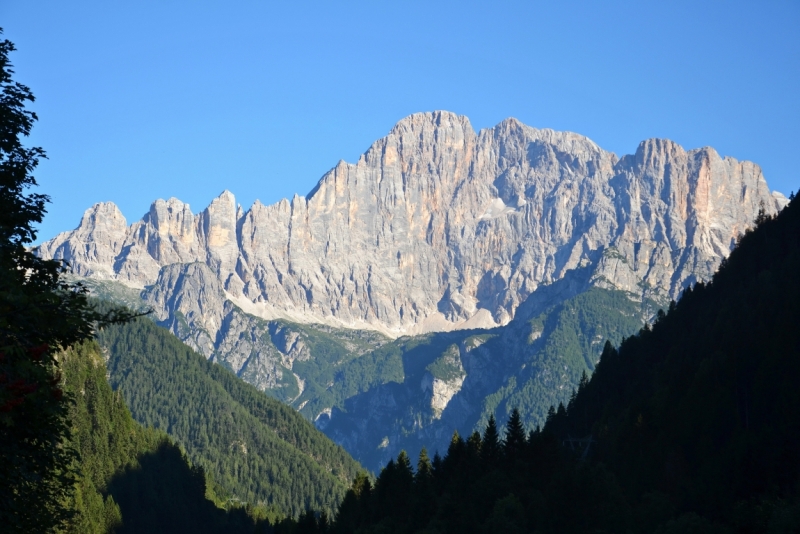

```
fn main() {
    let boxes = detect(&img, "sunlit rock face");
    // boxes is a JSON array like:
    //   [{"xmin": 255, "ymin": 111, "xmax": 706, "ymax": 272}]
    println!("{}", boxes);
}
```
[{"xmin": 37, "ymin": 111, "xmax": 786, "ymax": 337}]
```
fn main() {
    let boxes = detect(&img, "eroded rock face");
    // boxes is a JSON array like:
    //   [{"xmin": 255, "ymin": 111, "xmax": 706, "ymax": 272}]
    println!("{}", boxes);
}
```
[
  {"xmin": 421, "ymin": 344, "xmax": 467, "ymax": 419},
  {"xmin": 37, "ymin": 112, "xmax": 786, "ymax": 336},
  {"xmin": 140, "ymin": 262, "xmax": 315, "ymax": 397},
  {"xmin": 37, "ymin": 202, "xmax": 128, "ymax": 280}
]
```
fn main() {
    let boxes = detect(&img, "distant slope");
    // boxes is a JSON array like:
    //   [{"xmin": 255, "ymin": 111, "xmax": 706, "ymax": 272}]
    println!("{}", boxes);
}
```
[
  {"xmin": 323, "ymin": 286, "xmax": 654, "ymax": 471},
  {"xmin": 97, "ymin": 317, "xmax": 364, "ymax": 516},
  {"xmin": 62, "ymin": 340, "xmax": 270, "ymax": 533}
]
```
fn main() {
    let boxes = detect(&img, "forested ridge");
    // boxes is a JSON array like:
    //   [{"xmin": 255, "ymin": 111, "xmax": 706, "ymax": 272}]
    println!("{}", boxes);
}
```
[
  {"xmin": 480, "ymin": 286, "xmax": 656, "ymax": 430},
  {"xmin": 61, "ymin": 340, "xmax": 279, "ymax": 533},
  {"xmin": 295, "ymin": 195, "xmax": 800, "ymax": 533},
  {"xmin": 96, "ymin": 316, "xmax": 363, "ymax": 516}
]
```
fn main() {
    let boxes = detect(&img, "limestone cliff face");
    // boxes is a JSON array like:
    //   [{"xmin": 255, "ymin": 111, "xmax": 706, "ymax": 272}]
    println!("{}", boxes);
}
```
[
  {"xmin": 139, "ymin": 261, "xmax": 321, "ymax": 397},
  {"xmin": 37, "ymin": 112, "xmax": 786, "ymax": 336}
]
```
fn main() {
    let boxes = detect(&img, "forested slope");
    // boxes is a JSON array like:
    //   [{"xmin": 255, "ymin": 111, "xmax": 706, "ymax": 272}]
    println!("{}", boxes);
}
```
[
  {"xmin": 61, "ymin": 340, "xmax": 272, "ymax": 533},
  {"xmin": 322, "ymin": 285, "xmax": 654, "ymax": 472},
  {"xmin": 547, "ymin": 194, "xmax": 800, "ymax": 527},
  {"xmin": 96, "ymin": 317, "xmax": 364, "ymax": 516},
  {"xmin": 304, "ymin": 195, "xmax": 800, "ymax": 533}
]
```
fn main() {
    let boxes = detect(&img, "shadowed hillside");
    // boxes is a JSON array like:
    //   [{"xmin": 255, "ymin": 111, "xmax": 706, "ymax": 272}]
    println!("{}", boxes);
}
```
[
  {"xmin": 305, "ymin": 194, "xmax": 800, "ymax": 533},
  {"xmin": 62, "ymin": 340, "xmax": 274, "ymax": 533},
  {"xmin": 96, "ymin": 317, "xmax": 364, "ymax": 516}
]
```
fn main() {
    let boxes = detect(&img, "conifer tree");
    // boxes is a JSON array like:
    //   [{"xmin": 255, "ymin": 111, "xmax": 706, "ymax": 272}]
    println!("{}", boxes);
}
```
[
  {"xmin": 482, "ymin": 415, "xmax": 501, "ymax": 463},
  {"xmin": 441, "ymin": 430, "xmax": 465, "ymax": 477},
  {"xmin": 578, "ymin": 370, "xmax": 589, "ymax": 392},
  {"xmin": 546, "ymin": 405, "xmax": 557, "ymax": 425},
  {"xmin": 351, "ymin": 471, "xmax": 372, "ymax": 499},
  {"xmin": 333, "ymin": 473, "xmax": 370, "ymax": 534},
  {"xmin": 447, "ymin": 430, "xmax": 464, "ymax": 456},
  {"xmin": 432, "ymin": 451, "xmax": 442, "ymax": 474},
  {"xmin": 396, "ymin": 450, "xmax": 414, "ymax": 480},
  {"xmin": 467, "ymin": 430, "xmax": 482, "ymax": 458},
  {"xmin": 503, "ymin": 408, "xmax": 526, "ymax": 458},
  {"xmin": 416, "ymin": 447, "xmax": 433, "ymax": 481}
]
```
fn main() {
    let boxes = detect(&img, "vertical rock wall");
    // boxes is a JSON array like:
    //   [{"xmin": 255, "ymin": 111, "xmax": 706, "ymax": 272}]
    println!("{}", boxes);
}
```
[{"xmin": 36, "ymin": 111, "xmax": 787, "ymax": 336}]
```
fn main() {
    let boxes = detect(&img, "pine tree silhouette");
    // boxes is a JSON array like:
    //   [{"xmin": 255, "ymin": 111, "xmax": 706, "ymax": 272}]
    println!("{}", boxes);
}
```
[
  {"xmin": 482, "ymin": 415, "xmax": 501, "ymax": 464},
  {"xmin": 503, "ymin": 408, "xmax": 527, "ymax": 459}
]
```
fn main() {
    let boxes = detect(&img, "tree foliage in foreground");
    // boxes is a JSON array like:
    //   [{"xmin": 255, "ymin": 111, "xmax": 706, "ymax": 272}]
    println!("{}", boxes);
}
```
[
  {"xmin": 0, "ymin": 29, "xmax": 131, "ymax": 532},
  {"xmin": 297, "ymin": 195, "xmax": 800, "ymax": 533}
]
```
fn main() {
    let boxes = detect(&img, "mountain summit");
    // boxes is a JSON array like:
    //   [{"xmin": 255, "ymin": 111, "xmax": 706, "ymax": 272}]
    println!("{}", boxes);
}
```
[{"xmin": 38, "ymin": 111, "xmax": 786, "ymax": 336}]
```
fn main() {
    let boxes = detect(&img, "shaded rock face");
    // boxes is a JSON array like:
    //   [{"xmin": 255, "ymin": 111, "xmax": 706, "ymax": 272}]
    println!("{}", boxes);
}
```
[
  {"xmin": 140, "ymin": 262, "xmax": 320, "ymax": 397},
  {"xmin": 37, "ymin": 112, "xmax": 786, "ymax": 337}
]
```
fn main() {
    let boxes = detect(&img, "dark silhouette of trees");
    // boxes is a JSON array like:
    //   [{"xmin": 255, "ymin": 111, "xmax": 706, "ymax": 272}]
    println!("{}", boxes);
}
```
[{"xmin": 503, "ymin": 407, "xmax": 526, "ymax": 459}]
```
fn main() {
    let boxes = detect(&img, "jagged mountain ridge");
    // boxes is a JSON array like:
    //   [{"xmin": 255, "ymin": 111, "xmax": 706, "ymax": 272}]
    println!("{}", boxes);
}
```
[{"xmin": 37, "ymin": 111, "xmax": 786, "ymax": 337}]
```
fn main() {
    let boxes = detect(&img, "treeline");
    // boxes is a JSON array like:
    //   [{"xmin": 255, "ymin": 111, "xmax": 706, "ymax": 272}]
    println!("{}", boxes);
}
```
[
  {"xmin": 295, "ymin": 411, "xmax": 637, "ymax": 533},
  {"xmin": 96, "ymin": 315, "xmax": 363, "ymax": 516},
  {"xmin": 297, "ymin": 194, "xmax": 800, "ymax": 533}
]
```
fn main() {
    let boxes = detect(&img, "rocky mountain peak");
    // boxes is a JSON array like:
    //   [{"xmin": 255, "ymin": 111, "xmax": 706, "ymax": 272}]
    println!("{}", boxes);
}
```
[
  {"xmin": 37, "ymin": 112, "xmax": 786, "ymax": 336},
  {"xmin": 82, "ymin": 201, "xmax": 127, "ymax": 228},
  {"xmin": 388, "ymin": 110, "xmax": 473, "ymax": 134},
  {"xmin": 36, "ymin": 201, "xmax": 127, "ymax": 279}
]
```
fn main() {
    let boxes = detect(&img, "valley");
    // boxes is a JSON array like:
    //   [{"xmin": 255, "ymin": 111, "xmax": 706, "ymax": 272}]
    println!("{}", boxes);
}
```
[{"xmin": 37, "ymin": 112, "xmax": 786, "ymax": 471}]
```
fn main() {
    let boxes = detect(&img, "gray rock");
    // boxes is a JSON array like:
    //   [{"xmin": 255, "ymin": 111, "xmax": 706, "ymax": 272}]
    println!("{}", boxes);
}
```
[{"xmin": 36, "ymin": 111, "xmax": 785, "ymax": 338}]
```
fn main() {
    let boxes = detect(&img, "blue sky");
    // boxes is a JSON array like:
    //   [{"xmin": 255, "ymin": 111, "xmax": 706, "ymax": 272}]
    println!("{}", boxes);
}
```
[{"xmin": 3, "ymin": 1, "xmax": 799, "ymax": 243}]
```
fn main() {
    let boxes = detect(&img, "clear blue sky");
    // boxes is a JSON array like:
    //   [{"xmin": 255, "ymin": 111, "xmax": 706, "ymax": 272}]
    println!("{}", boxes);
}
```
[{"xmin": 3, "ymin": 1, "xmax": 798, "ymax": 243}]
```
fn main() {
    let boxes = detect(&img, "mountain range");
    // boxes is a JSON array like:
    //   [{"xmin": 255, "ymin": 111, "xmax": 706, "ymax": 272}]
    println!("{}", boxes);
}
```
[{"xmin": 36, "ymin": 111, "xmax": 787, "ymax": 469}]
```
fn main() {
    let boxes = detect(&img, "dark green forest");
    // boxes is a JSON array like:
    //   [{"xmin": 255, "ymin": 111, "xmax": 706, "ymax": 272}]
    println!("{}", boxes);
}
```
[
  {"xmin": 294, "ymin": 196, "xmax": 800, "ymax": 533},
  {"xmin": 481, "ymin": 285, "xmax": 656, "ymax": 430},
  {"xmin": 61, "ymin": 340, "xmax": 280, "ymax": 533},
  {"xmin": 96, "ymin": 316, "xmax": 363, "ymax": 516}
]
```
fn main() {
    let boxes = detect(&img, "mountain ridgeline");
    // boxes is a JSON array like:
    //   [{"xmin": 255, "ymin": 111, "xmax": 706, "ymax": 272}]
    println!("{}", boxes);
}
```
[
  {"xmin": 38, "ymin": 112, "xmax": 785, "ymax": 335},
  {"xmin": 36, "ymin": 111, "xmax": 788, "ymax": 469},
  {"xmin": 301, "ymin": 193, "xmax": 800, "ymax": 532}
]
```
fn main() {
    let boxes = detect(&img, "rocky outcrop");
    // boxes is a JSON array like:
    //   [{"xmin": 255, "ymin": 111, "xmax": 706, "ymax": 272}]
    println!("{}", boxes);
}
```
[
  {"xmin": 421, "ymin": 343, "xmax": 467, "ymax": 419},
  {"xmin": 140, "ymin": 262, "xmax": 297, "ymax": 395},
  {"xmin": 37, "ymin": 112, "xmax": 787, "ymax": 338},
  {"xmin": 37, "ymin": 202, "xmax": 128, "ymax": 280}
]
